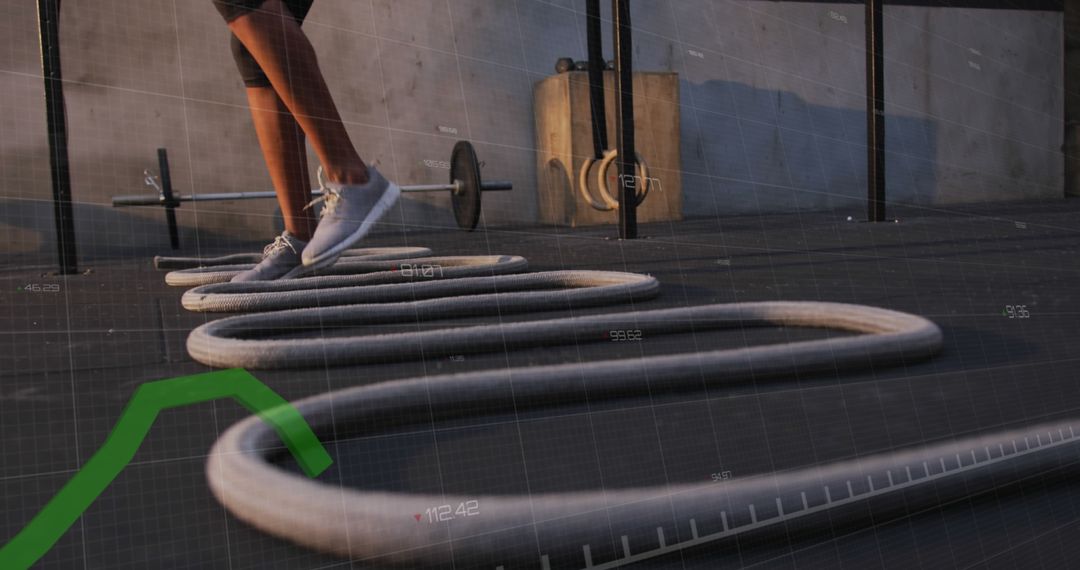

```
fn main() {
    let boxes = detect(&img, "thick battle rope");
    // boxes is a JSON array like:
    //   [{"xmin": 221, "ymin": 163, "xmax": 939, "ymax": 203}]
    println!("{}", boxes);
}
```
[
  {"xmin": 203, "ymin": 302, "xmax": 969, "ymax": 568},
  {"xmin": 159, "ymin": 246, "xmax": 433, "ymax": 286},
  {"xmin": 186, "ymin": 270, "xmax": 660, "ymax": 368},
  {"xmin": 158, "ymin": 246, "xmax": 1061, "ymax": 567},
  {"xmin": 180, "ymin": 255, "xmax": 529, "ymax": 312}
]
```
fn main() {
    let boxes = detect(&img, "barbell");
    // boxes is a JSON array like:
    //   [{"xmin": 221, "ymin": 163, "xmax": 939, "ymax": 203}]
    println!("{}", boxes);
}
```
[{"xmin": 112, "ymin": 141, "xmax": 511, "ymax": 238}]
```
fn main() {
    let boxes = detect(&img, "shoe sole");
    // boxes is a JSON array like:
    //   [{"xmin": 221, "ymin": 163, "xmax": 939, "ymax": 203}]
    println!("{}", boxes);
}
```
[
  {"xmin": 234, "ymin": 258, "xmax": 306, "ymax": 282},
  {"xmin": 302, "ymin": 182, "xmax": 402, "ymax": 269},
  {"xmin": 280, "ymin": 263, "xmax": 315, "ymax": 280}
]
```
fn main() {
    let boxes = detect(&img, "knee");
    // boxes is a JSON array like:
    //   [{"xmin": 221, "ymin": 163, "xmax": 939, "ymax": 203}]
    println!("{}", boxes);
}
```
[{"xmin": 230, "ymin": 34, "xmax": 272, "ymax": 88}]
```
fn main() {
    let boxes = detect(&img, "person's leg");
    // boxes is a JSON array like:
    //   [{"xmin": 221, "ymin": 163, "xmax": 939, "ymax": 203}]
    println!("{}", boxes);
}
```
[
  {"xmin": 245, "ymin": 85, "xmax": 316, "ymax": 241},
  {"xmin": 220, "ymin": 2, "xmax": 317, "ymax": 281},
  {"xmin": 222, "ymin": 3, "xmax": 317, "ymax": 241},
  {"xmin": 230, "ymin": 88, "xmax": 313, "ymax": 282},
  {"xmin": 226, "ymin": 0, "xmax": 369, "ymax": 186},
  {"xmin": 216, "ymin": 0, "xmax": 399, "ymax": 274}
]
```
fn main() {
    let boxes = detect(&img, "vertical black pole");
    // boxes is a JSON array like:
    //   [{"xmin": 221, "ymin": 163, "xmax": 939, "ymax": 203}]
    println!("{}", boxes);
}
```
[
  {"xmin": 1065, "ymin": 0, "xmax": 1080, "ymax": 198},
  {"xmin": 612, "ymin": 0, "xmax": 637, "ymax": 239},
  {"xmin": 157, "ymin": 149, "xmax": 181, "ymax": 250},
  {"xmin": 866, "ymin": 0, "xmax": 886, "ymax": 222},
  {"xmin": 37, "ymin": 0, "xmax": 79, "ymax": 273},
  {"xmin": 586, "ymin": 0, "xmax": 608, "ymax": 160}
]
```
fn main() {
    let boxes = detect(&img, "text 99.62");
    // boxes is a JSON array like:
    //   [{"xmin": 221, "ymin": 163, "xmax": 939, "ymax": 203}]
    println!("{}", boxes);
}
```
[{"xmin": 605, "ymin": 329, "xmax": 643, "ymax": 342}]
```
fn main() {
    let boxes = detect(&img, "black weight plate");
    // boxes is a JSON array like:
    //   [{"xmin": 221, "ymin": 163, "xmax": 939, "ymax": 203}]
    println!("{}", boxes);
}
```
[{"xmin": 450, "ymin": 140, "xmax": 482, "ymax": 231}]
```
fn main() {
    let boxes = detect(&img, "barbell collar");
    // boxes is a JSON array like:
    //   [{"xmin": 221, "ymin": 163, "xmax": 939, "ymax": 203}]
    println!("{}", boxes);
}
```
[{"xmin": 478, "ymin": 180, "xmax": 513, "ymax": 191}]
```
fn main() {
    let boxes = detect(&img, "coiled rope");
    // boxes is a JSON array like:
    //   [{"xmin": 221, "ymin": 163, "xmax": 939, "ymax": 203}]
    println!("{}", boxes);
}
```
[
  {"xmin": 156, "ymin": 246, "xmax": 1056, "ymax": 568},
  {"xmin": 158, "ymin": 246, "xmax": 433, "ymax": 286},
  {"xmin": 180, "ymin": 255, "xmax": 529, "ymax": 312},
  {"xmin": 203, "ymin": 301, "xmax": 962, "ymax": 568},
  {"xmin": 186, "ymin": 270, "xmax": 660, "ymax": 368}
]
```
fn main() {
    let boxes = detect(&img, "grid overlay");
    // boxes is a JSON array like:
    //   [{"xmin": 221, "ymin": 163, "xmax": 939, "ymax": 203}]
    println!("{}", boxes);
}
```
[{"xmin": 1, "ymin": 0, "xmax": 1078, "ymax": 569}]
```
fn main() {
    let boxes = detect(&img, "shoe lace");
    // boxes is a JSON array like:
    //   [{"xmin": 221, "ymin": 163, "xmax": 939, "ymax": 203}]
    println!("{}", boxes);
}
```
[
  {"xmin": 305, "ymin": 166, "xmax": 342, "ymax": 218},
  {"xmin": 262, "ymin": 234, "xmax": 299, "ymax": 258}
]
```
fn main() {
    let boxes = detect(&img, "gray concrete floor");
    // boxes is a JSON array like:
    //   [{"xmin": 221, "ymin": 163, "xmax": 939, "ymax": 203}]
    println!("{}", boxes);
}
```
[{"xmin": 2, "ymin": 200, "xmax": 1079, "ymax": 569}]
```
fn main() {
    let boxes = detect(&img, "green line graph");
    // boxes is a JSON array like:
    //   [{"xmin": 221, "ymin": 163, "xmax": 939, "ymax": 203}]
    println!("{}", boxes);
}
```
[{"xmin": 0, "ymin": 368, "xmax": 332, "ymax": 569}]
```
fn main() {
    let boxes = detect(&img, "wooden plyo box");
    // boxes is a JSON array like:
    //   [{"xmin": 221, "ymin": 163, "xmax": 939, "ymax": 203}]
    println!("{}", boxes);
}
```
[{"xmin": 534, "ymin": 71, "xmax": 682, "ymax": 227}]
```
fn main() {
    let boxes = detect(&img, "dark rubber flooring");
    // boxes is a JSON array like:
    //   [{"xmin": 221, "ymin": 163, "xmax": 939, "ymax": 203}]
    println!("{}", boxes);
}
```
[{"xmin": 2, "ymin": 199, "xmax": 1079, "ymax": 569}]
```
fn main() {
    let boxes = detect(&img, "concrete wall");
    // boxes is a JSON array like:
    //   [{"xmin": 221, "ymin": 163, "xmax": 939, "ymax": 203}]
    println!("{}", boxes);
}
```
[{"xmin": 0, "ymin": 0, "xmax": 1063, "ymax": 262}]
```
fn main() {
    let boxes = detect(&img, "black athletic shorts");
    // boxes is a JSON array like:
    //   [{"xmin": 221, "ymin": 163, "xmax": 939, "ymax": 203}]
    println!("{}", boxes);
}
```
[
  {"xmin": 213, "ymin": 0, "xmax": 315, "ymax": 87},
  {"xmin": 213, "ymin": 0, "xmax": 313, "ymax": 24}
]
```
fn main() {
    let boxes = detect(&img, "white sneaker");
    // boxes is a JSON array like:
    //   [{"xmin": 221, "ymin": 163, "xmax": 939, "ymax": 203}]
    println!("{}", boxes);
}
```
[
  {"xmin": 230, "ymin": 232, "xmax": 307, "ymax": 282},
  {"xmin": 301, "ymin": 166, "xmax": 400, "ymax": 270}
]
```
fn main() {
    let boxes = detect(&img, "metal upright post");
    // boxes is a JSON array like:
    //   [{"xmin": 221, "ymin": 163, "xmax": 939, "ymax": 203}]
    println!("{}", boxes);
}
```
[
  {"xmin": 866, "ymin": 0, "xmax": 886, "ymax": 222},
  {"xmin": 612, "ymin": 0, "xmax": 637, "ymax": 239},
  {"xmin": 157, "ymin": 149, "xmax": 181, "ymax": 250},
  {"xmin": 37, "ymin": 0, "xmax": 79, "ymax": 273},
  {"xmin": 1065, "ymin": 0, "xmax": 1080, "ymax": 197},
  {"xmin": 586, "ymin": 0, "xmax": 608, "ymax": 160}
]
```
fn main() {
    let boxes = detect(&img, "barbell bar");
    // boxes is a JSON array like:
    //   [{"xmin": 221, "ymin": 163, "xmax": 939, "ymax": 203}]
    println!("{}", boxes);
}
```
[
  {"xmin": 112, "ymin": 141, "xmax": 511, "ymax": 239},
  {"xmin": 112, "ymin": 180, "xmax": 513, "ymax": 206}
]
